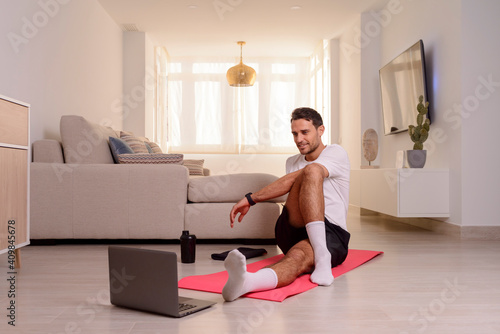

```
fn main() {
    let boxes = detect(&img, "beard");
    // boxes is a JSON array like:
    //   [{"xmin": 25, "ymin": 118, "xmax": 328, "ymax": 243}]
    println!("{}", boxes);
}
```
[{"xmin": 297, "ymin": 140, "xmax": 320, "ymax": 156}]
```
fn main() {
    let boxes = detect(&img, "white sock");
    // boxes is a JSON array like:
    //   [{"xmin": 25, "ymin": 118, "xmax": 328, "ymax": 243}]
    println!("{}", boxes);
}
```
[
  {"xmin": 306, "ymin": 221, "xmax": 334, "ymax": 286},
  {"xmin": 222, "ymin": 249, "xmax": 278, "ymax": 302}
]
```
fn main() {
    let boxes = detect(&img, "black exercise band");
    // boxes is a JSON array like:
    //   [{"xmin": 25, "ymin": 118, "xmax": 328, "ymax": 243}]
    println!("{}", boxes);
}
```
[{"xmin": 245, "ymin": 192, "xmax": 256, "ymax": 206}]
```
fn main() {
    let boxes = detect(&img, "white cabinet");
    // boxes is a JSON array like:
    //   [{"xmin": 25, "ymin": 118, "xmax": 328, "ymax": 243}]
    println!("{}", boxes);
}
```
[{"xmin": 360, "ymin": 168, "xmax": 449, "ymax": 218}]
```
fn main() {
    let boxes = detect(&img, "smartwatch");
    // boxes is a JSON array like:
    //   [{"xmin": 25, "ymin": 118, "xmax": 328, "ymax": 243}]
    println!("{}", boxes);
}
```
[{"xmin": 245, "ymin": 192, "xmax": 256, "ymax": 206}]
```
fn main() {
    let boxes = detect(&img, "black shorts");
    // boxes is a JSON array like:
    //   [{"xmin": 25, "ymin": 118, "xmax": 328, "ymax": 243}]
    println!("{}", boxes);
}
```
[{"xmin": 275, "ymin": 206, "xmax": 351, "ymax": 268}]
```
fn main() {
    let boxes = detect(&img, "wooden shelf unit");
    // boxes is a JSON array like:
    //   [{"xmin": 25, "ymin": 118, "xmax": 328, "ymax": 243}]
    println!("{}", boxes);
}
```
[{"xmin": 0, "ymin": 94, "xmax": 30, "ymax": 267}]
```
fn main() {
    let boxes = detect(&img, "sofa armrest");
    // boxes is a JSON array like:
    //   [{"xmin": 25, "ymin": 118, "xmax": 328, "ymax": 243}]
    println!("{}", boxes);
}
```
[
  {"xmin": 30, "ymin": 163, "xmax": 189, "ymax": 239},
  {"xmin": 32, "ymin": 139, "xmax": 64, "ymax": 163},
  {"xmin": 188, "ymin": 173, "xmax": 287, "ymax": 203}
]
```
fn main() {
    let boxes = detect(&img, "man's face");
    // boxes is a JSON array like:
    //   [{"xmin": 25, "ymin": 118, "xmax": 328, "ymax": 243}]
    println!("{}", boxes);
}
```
[{"xmin": 291, "ymin": 118, "xmax": 324, "ymax": 156}]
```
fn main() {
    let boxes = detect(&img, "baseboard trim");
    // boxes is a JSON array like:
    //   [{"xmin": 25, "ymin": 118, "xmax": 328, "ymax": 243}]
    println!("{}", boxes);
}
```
[{"xmin": 355, "ymin": 206, "xmax": 500, "ymax": 240}]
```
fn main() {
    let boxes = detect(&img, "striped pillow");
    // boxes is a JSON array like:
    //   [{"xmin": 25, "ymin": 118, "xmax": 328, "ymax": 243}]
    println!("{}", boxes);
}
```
[
  {"xmin": 146, "ymin": 141, "xmax": 163, "ymax": 153},
  {"xmin": 120, "ymin": 131, "xmax": 149, "ymax": 153},
  {"xmin": 183, "ymin": 159, "xmax": 205, "ymax": 176},
  {"xmin": 117, "ymin": 153, "xmax": 184, "ymax": 164}
]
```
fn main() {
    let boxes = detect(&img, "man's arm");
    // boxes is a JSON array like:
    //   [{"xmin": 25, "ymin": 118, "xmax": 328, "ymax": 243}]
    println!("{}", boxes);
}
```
[{"xmin": 229, "ymin": 169, "xmax": 302, "ymax": 227}]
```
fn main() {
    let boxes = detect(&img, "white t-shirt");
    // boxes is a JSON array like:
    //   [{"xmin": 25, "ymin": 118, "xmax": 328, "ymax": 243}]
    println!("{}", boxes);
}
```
[{"xmin": 285, "ymin": 144, "xmax": 350, "ymax": 231}]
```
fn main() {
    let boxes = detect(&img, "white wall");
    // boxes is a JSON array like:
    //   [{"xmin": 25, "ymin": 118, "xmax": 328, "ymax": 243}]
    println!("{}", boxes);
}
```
[
  {"xmin": 340, "ymin": 0, "xmax": 500, "ymax": 228},
  {"xmin": 338, "ymin": 18, "xmax": 362, "ymax": 170},
  {"xmin": 373, "ymin": 0, "xmax": 463, "ymax": 226},
  {"xmin": 360, "ymin": 12, "xmax": 382, "ymax": 168},
  {"xmin": 0, "ymin": 0, "xmax": 124, "ymax": 143},
  {"xmin": 122, "ymin": 31, "xmax": 155, "ymax": 138},
  {"xmin": 378, "ymin": 0, "xmax": 462, "ymax": 172},
  {"xmin": 460, "ymin": 0, "xmax": 500, "ymax": 226}
]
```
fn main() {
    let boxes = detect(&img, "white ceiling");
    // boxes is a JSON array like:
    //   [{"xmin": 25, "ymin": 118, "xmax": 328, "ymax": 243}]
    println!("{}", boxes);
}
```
[{"xmin": 98, "ymin": 0, "xmax": 389, "ymax": 58}]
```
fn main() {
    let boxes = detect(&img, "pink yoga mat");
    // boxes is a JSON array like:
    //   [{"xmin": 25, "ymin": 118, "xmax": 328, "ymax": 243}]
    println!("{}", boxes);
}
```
[{"xmin": 178, "ymin": 249, "xmax": 383, "ymax": 302}]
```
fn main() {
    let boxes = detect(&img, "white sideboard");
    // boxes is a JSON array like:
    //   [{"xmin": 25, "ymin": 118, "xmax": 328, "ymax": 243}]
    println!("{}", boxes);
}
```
[{"xmin": 359, "ymin": 168, "xmax": 449, "ymax": 218}]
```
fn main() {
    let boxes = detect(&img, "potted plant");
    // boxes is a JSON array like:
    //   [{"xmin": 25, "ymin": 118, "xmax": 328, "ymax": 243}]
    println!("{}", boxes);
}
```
[{"xmin": 407, "ymin": 95, "xmax": 430, "ymax": 168}]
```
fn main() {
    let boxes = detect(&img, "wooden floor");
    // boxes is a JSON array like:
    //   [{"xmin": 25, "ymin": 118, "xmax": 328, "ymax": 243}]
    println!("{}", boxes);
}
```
[{"xmin": 1, "ymin": 208, "xmax": 500, "ymax": 334}]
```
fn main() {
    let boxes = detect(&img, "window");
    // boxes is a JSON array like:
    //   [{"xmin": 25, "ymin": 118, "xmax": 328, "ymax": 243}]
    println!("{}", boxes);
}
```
[{"xmin": 155, "ymin": 49, "xmax": 329, "ymax": 154}]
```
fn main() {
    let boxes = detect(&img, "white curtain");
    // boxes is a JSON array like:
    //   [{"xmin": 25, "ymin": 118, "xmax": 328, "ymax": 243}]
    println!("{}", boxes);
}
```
[
  {"xmin": 159, "ymin": 56, "xmax": 311, "ymax": 154},
  {"xmin": 154, "ymin": 47, "xmax": 169, "ymax": 149},
  {"xmin": 309, "ymin": 40, "xmax": 331, "ymax": 145}
]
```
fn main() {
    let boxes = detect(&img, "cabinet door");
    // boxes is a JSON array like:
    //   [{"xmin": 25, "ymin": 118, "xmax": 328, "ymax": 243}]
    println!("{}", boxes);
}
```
[
  {"xmin": 398, "ymin": 169, "xmax": 449, "ymax": 217},
  {"xmin": 0, "ymin": 98, "xmax": 29, "ymax": 146},
  {"xmin": 0, "ymin": 147, "xmax": 28, "ymax": 249}
]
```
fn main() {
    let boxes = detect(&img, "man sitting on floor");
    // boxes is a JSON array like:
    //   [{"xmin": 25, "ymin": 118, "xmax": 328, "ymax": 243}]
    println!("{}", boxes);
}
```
[{"xmin": 223, "ymin": 107, "xmax": 351, "ymax": 302}]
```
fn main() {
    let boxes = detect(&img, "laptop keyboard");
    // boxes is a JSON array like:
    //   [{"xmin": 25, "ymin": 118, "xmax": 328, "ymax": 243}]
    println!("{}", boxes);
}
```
[{"xmin": 179, "ymin": 303, "xmax": 196, "ymax": 312}]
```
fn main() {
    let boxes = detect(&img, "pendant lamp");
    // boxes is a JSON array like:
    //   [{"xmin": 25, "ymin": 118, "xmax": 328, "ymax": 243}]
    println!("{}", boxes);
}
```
[{"xmin": 226, "ymin": 41, "xmax": 256, "ymax": 87}]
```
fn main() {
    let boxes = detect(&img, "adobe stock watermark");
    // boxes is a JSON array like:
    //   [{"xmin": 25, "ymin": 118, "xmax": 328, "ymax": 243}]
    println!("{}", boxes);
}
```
[
  {"xmin": 340, "ymin": 0, "xmax": 406, "ymax": 63},
  {"xmin": 225, "ymin": 300, "xmax": 275, "ymax": 334},
  {"xmin": 50, "ymin": 64, "xmax": 155, "ymax": 182},
  {"xmin": 400, "ymin": 277, "xmax": 466, "ymax": 334},
  {"xmin": 213, "ymin": 0, "xmax": 245, "ymax": 21},
  {"xmin": 48, "ymin": 267, "xmax": 135, "ymax": 334},
  {"xmin": 384, "ymin": 73, "xmax": 499, "ymax": 192},
  {"xmin": 105, "ymin": 65, "xmax": 156, "ymax": 130},
  {"xmin": 51, "ymin": 125, "xmax": 109, "ymax": 182},
  {"xmin": 223, "ymin": 271, "xmax": 316, "ymax": 334},
  {"xmin": 182, "ymin": 118, "xmax": 289, "ymax": 220},
  {"xmin": 442, "ymin": 74, "xmax": 500, "ymax": 130},
  {"xmin": 7, "ymin": 0, "xmax": 72, "ymax": 54}
]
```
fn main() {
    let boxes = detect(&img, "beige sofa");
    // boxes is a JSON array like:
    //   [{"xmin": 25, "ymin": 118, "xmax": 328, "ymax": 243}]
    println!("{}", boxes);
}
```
[{"xmin": 30, "ymin": 115, "xmax": 285, "ymax": 240}]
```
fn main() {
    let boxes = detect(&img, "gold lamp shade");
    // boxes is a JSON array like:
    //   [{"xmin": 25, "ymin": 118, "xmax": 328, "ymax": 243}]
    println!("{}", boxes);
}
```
[{"xmin": 227, "ymin": 41, "xmax": 256, "ymax": 87}]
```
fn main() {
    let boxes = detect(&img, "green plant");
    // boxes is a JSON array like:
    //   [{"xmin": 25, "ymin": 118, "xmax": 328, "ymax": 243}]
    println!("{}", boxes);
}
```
[{"xmin": 408, "ymin": 95, "xmax": 430, "ymax": 150}]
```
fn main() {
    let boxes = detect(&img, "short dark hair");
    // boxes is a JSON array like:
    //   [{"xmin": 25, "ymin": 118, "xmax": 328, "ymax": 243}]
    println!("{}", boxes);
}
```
[{"xmin": 290, "ymin": 107, "xmax": 323, "ymax": 129}]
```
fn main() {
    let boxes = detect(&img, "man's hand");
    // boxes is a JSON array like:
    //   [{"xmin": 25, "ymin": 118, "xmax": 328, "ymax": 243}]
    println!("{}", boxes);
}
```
[{"xmin": 229, "ymin": 197, "xmax": 251, "ymax": 228}]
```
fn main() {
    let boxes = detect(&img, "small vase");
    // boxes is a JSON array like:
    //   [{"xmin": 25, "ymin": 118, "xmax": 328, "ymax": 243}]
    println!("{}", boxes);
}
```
[{"xmin": 407, "ymin": 150, "xmax": 427, "ymax": 168}]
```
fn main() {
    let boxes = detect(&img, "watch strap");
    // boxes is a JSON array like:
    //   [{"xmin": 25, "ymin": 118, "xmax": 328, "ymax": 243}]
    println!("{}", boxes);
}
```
[{"xmin": 245, "ymin": 192, "xmax": 256, "ymax": 206}]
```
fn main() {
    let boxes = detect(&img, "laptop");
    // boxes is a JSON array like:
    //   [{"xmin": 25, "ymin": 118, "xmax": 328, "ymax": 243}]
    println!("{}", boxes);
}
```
[{"xmin": 108, "ymin": 246, "xmax": 215, "ymax": 317}]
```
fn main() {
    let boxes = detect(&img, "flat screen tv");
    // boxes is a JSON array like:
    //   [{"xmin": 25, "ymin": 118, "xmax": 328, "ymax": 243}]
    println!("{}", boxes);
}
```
[{"xmin": 379, "ymin": 40, "xmax": 429, "ymax": 135}]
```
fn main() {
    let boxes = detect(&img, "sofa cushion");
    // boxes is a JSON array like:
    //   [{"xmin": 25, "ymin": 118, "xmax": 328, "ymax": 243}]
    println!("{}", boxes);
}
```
[
  {"xmin": 108, "ymin": 137, "xmax": 134, "ymax": 163},
  {"xmin": 147, "ymin": 141, "xmax": 163, "ymax": 153},
  {"xmin": 117, "ymin": 153, "xmax": 184, "ymax": 164},
  {"xmin": 60, "ymin": 115, "xmax": 117, "ymax": 164},
  {"xmin": 188, "ymin": 173, "xmax": 287, "ymax": 203},
  {"xmin": 32, "ymin": 139, "xmax": 64, "ymax": 163},
  {"xmin": 183, "ymin": 159, "xmax": 205, "ymax": 176},
  {"xmin": 120, "ymin": 131, "xmax": 149, "ymax": 153}
]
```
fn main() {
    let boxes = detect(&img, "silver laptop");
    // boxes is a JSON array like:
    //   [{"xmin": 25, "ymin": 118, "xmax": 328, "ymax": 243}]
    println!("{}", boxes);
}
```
[{"xmin": 108, "ymin": 246, "xmax": 215, "ymax": 317}]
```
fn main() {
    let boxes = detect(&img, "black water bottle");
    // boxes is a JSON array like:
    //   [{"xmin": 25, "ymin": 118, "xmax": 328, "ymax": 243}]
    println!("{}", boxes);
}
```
[{"xmin": 180, "ymin": 230, "xmax": 196, "ymax": 263}]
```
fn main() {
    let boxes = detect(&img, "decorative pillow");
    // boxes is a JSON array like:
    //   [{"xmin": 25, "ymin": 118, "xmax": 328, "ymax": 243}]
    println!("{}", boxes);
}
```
[
  {"xmin": 144, "ymin": 142, "xmax": 153, "ymax": 153},
  {"xmin": 108, "ymin": 136, "xmax": 134, "ymax": 163},
  {"xmin": 117, "ymin": 153, "xmax": 184, "ymax": 164},
  {"xmin": 119, "ymin": 131, "xmax": 149, "ymax": 153},
  {"xmin": 146, "ymin": 141, "xmax": 163, "ymax": 153},
  {"xmin": 183, "ymin": 159, "xmax": 205, "ymax": 176}
]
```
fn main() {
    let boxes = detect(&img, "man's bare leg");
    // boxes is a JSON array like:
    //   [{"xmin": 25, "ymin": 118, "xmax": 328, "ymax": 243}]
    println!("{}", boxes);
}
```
[
  {"xmin": 284, "ymin": 163, "xmax": 334, "ymax": 285},
  {"xmin": 223, "ymin": 164, "xmax": 332, "ymax": 302},
  {"xmin": 269, "ymin": 239, "xmax": 315, "ymax": 287},
  {"xmin": 222, "ymin": 240, "xmax": 314, "ymax": 301}
]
